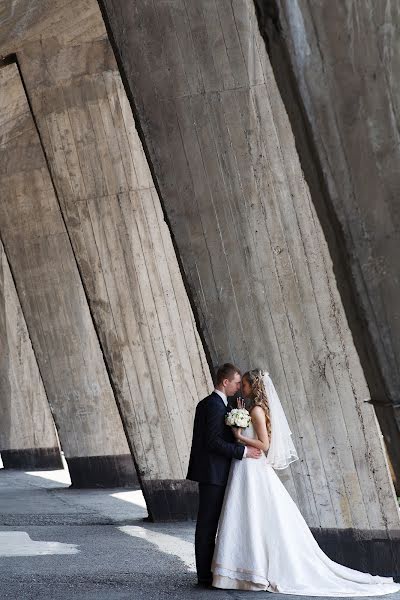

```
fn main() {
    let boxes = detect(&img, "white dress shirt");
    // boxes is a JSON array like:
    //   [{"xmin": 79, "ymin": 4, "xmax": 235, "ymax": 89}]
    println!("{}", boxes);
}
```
[
  {"xmin": 214, "ymin": 388, "xmax": 228, "ymax": 405},
  {"xmin": 214, "ymin": 389, "xmax": 247, "ymax": 457}
]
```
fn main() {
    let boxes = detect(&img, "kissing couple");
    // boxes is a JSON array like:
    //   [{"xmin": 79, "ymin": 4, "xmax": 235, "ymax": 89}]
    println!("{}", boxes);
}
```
[{"xmin": 186, "ymin": 363, "xmax": 400, "ymax": 596}]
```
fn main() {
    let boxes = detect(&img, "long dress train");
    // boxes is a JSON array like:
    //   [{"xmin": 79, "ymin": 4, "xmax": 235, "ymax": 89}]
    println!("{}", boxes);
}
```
[{"xmin": 212, "ymin": 424, "xmax": 400, "ymax": 596}]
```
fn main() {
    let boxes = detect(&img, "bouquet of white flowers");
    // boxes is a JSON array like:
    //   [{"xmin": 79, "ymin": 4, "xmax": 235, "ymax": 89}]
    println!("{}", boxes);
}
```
[{"xmin": 225, "ymin": 407, "xmax": 251, "ymax": 429}]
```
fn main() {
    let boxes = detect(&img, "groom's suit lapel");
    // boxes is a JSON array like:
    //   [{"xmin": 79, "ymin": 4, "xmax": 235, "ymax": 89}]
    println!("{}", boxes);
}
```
[
  {"xmin": 210, "ymin": 391, "xmax": 237, "ymax": 419},
  {"xmin": 211, "ymin": 390, "xmax": 224, "ymax": 407}
]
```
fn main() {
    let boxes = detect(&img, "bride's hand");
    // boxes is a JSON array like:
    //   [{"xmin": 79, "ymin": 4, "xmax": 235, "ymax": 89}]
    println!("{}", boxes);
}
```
[{"xmin": 236, "ymin": 397, "xmax": 246, "ymax": 409}]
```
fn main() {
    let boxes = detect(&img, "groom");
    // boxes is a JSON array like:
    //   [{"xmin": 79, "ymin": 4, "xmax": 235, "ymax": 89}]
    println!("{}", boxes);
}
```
[{"xmin": 187, "ymin": 363, "xmax": 262, "ymax": 587}]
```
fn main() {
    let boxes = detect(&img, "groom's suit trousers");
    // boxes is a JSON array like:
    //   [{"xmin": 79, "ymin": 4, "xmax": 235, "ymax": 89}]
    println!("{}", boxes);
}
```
[{"xmin": 195, "ymin": 482, "xmax": 226, "ymax": 583}]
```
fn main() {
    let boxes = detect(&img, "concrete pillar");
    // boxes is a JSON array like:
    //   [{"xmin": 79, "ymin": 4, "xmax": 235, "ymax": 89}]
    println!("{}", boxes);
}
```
[
  {"xmin": 0, "ymin": 239, "xmax": 61, "ymax": 470},
  {"xmin": 17, "ymin": 29, "xmax": 212, "ymax": 519},
  {"xmin": 100, "ymin": 0, "xmax": 400, "ymax": 570},
  {"xmin": 254, "ymin": 0, "xmax": 400, "ymax": 491},
  {"xmin": 0, "ymin": 62, "xmax": 136, "ymax": 488}
]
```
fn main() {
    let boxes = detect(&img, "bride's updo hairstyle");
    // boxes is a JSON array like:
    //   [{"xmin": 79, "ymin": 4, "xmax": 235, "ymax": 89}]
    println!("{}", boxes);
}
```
[{"xmin": 243, "ymin": 369, "xmax": 272, "ymax": 438}]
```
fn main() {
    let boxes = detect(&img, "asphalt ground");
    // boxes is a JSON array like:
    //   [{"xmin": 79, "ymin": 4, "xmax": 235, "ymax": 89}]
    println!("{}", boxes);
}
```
[{"xmin": 1, "ymin": 464, "xmax": 399, "ymax": 600}]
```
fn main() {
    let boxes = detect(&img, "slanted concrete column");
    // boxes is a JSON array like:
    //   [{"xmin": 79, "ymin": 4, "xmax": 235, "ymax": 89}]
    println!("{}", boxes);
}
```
[
  {"xmin": 254, "ymin": 0, "xmax": 400, "ymax": 490},
  {"xmin": 0, "ymin": 239, "xmax": 61, "ymax": 470},
  {"xmin": 0, "ymin": 63, "xmax": 136, "ymax": 487},
  {"xmin": 17, "ymin": 31, "xmax": 212, "ymax": 520},
  {"xmin": 100, "ymin": 0, "xmax": 400, "ymax": 569}
]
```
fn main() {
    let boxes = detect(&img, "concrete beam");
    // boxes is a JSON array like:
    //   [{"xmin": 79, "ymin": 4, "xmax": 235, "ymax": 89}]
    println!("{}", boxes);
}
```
[
  {"xmin": 0, "ymin": 62, "xmax": 136, "ymax": 488},
  {"xmin": 0, "ymin": 239, "xmax": 61, "ymax": 470},
  {"xmin": 253, "ymin": 0, "xmax": 400, "ymax": 491}
]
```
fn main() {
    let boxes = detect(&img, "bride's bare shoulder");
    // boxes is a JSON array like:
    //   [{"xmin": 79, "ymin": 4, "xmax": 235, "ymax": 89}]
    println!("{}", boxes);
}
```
[{"xmin": 249, "ymin": 405, "xmax": 264, "ymax": 419}]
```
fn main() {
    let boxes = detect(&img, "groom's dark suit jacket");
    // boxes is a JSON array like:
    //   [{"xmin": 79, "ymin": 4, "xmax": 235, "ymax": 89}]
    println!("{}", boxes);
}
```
[{"xmin": 186, "ymin": 391, "xmax": 245, "ymax": 486}]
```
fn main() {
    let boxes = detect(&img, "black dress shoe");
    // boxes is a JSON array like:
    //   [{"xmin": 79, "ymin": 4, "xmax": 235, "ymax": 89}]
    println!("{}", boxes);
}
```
[{"xmin": 197, "ymin": 580, "xmax": 213, "ymax": 588}]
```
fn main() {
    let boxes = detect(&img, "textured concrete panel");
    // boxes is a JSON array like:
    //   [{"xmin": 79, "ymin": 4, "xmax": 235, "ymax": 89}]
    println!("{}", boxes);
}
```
[
  {"xmin": 0, "ymin": 63, "xmax": 135, "ymax": 487},
  {"xmin": 0, "ymin": 0, "xmax": 107, "ymax": 56},
  {"xmin": 0, "ymin": 239, "xmax": 61, "ymax": 470},
  {"xmin": 254, "ymin": 0, "xmax": 400, "ymax": 487}
]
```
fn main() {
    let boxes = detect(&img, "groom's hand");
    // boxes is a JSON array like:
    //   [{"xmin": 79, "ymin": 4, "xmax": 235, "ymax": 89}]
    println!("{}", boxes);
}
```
[
  {"xmin": 232, "ymin": 427, "xmax": 241, "ymax": 440},
  {"xmin": 245, "ymin": 447, "xmax": 262, "ymax": 459}
]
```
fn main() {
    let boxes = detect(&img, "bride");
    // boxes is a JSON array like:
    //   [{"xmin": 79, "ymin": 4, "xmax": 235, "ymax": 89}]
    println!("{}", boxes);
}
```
[{"xmin": 211, "ymin": 369, "xmax": 400, "ymax": 596}]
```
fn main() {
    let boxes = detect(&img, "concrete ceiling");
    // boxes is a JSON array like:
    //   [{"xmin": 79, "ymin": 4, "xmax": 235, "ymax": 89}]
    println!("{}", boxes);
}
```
[{"xmin": 0, "ymin": 0, "xmax": 106, "ymax": 57}]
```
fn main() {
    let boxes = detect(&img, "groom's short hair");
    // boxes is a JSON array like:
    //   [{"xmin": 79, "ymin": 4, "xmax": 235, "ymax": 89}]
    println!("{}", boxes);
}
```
[{"xmin": 216, "ymin": 363, "xmax": 241, "ymax": 385}]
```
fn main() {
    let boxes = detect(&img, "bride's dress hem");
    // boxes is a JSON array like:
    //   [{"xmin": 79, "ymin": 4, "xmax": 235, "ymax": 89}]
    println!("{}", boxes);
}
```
[
  {"xmin": 212, "ymin": 566, "xmax": 400, "ymax": 596},
  {"xmin": 212, "ymin": 560, "xmax": 273, "ymax": 591}
]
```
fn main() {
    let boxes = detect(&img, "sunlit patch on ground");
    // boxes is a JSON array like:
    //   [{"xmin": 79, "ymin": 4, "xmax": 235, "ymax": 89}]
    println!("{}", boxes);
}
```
[
  {"xmin": 0, "ymin": 532, "xmax": 79, "ymax": 557},
  {"xmin": 24, "ymin": 468, "xmax": 71, "ymax": 486},
  {"xmin": 119, "ymin": 525, "xmax": 196, "ymax": 572},
  {"xmin": 110, "ymin": 490, "xmax": 147, "ymax": 509}
]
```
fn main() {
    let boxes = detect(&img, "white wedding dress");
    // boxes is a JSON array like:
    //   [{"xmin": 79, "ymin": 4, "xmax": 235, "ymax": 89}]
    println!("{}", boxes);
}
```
[{"xmin": 212, "ymin": 422, "xmax": 400, "ymax": 596}]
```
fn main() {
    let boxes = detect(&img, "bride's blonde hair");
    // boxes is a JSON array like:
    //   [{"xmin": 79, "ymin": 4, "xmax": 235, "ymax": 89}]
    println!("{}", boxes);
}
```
[{"xmin": 243, "ymin": 369, "xmax": 271, "ymax": 438}]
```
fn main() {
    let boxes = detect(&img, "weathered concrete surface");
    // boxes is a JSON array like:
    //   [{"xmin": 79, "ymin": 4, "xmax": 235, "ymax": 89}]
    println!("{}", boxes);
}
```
[
  {"xmin": 0, "ymin": 63, "xmax": 136, "ymax": 487},
  {"xmin": 17, "ymin": 23, "xmax": 212, "ymax": 520},
  {"xmin": 100, "ymin": 0, "xmax": 400, "ymax": 568},
  {"xmin": 254, "ymin": 0, "xmax": 400, "ymax": 485},
  {"xmin": 0, "ymin": 0, "xmax": 106, "ymax": 56},
  {"xmin": 0, "ymin": 240, "xmax": 61, "ymax": 470}
]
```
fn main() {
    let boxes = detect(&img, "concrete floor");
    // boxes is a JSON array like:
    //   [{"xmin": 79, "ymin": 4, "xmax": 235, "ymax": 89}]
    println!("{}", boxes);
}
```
[{"xmin": 1, "ymin": 464, "xmax": 399, "ymax": 600}]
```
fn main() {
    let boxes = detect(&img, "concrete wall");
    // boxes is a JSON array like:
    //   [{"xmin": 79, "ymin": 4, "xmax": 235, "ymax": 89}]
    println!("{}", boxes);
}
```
[
  {"xmin": 254, "ymin": 0, "xmax": 400, "ymax": 488},
  {"xmin": 0, "ymin": 239, "xmax": 61, "ymax": 470},
  {"xmin": 100, "ymin": 0, "xmax": 400, "ymax": 570},
  {"xmin": 17, "ymin": 33, "xmax": 212, "ymax": 519},
  {"xmin": 0, "ymin": 62, "xmax": 136, "ymax": 487}
]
